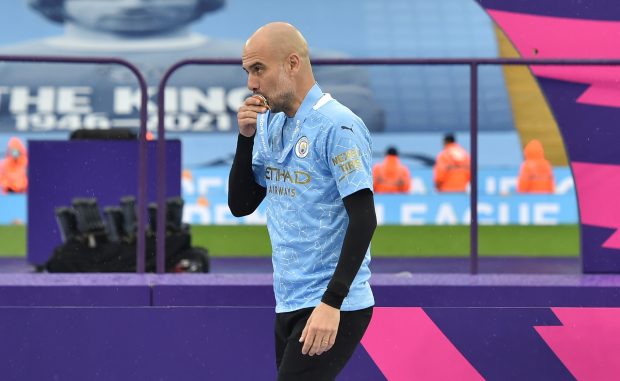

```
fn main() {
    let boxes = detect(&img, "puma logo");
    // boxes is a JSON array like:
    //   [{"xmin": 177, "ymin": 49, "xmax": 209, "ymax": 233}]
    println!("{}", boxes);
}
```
[{"xmin": 340, "ymin": 126, "xmax": 354, "ymax": 133}]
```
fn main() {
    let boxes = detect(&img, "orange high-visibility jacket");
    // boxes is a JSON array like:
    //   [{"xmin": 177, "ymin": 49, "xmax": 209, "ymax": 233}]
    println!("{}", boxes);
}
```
[
  {"xmin": 517, "ymin": 139, "xmax": 555, "ymax": 193},
  {"xmin": 373, "ymin": 155, "xmax": 411, "ymax": 193},
  {"xmin": 433, "ymin": 143, "xmax": 470, "ymax": 192},
  {"xmin": 0, "ymin": 137, "xmax": 28, "ymax": 193}
]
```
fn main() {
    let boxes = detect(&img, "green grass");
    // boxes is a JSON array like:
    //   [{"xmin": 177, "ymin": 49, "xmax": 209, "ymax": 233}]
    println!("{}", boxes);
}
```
[
  {"xmin": 0, "ymin": 225, "xmax": 26, "ymax": 256},
  {"xmin": 371, "ymin": 225, "xmax": 579, "ymax": 257},
  {"xmin": 191, "ymin": 225, "xmax": 273, "ymax": 256},
  {"xmin": 0, "ymin": 225, "xmax": 579, "ymax": 257}
]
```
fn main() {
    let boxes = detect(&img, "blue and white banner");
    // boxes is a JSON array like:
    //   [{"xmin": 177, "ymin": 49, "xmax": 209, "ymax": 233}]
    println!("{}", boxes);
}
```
[
  {"xmin": 180, "ymin": 166, "xmax": 577, "ymax": 225},
  {"xmin": 374, "ymin": 194, "xmax": 576, "ymax": 225},
  {"xmin": 0, "ymin": 167, "xmax": 577, "ymax": 225},
  {"xmin": 0, "ymin": 0, "xmax": 511, "ymax": 134}
]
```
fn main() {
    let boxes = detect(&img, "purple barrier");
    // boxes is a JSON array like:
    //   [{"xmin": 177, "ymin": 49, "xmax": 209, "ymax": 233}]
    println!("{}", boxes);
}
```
[
  {"xmin": 28, "ymin": 140, "xmax": 181, "ymax": 266},
  {"xmin": 1, "ymin": 305, "xmax": 619, "ymax": 380},
  {"xmin": 0, "ymin": 307, "xmax": 620, "ymax": 380},
  {"xmin": 1, "ymin": 274, "xmax": 620, "ymax": 379},
  {"xmin": 3, "ymin": 273, "xmax": 620, "ymax": 308},
  {"xmin": 0, "ymin": 307, "xmax": 278, "ymax": 381},
  {"xmin": 152, "ymin": 273, "xmax": 276, "ymax": 307},
  {"xmin": 150, "ymin": 273, "xmax": 620, "ymax": 308},
  {"xmin": 0, "ymin": 274, "xmax": 150, "ymax": 306}
]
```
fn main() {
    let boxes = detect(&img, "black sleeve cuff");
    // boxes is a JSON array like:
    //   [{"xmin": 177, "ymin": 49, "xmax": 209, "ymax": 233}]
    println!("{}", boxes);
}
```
[
  {"xmin": 236, "ymin": 133, "xmax": 255, "ymax": 156},
  {"xmin": 321, "ymin": 279, "xmax": 350, "ymax": 309}
]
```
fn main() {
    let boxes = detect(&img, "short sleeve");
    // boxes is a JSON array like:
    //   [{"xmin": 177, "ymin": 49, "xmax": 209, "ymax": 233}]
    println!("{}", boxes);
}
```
[{"xmin": 326, "ymin": 118, "xmax": 373, "ymax": 198}]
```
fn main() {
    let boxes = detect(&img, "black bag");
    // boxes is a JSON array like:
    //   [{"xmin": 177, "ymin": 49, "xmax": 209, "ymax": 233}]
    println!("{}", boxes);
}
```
[
  {"xmin": 46, "ymin": 231, "xmax": 209, "ymax": 273},
  {"xmin": 47, "ymin": 195, "xmax": 208, "ymax": 273}
]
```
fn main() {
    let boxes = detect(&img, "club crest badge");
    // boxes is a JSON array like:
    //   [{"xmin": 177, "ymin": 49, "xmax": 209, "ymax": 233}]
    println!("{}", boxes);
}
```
[{"xmin": 295, "ymin": 136, "xmax": 309, "ymax": 158}]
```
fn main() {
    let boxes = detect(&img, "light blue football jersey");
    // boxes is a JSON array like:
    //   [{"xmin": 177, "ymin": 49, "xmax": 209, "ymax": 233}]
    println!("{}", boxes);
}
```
[{"xmin": 252, "ymin": 83, "xmax": 375, "ymax": 313}]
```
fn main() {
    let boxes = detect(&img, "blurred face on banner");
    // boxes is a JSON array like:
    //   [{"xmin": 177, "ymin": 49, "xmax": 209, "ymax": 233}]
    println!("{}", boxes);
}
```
[{"xmin": 64, "ymin": 0, "xmax": 201, "ymax": 35}]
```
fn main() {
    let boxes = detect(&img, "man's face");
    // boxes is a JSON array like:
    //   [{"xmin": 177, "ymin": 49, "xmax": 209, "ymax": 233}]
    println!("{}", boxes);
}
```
[
  {"xmin": 64, "ymin": 0, "xmax": 200, "ymax": 35},
  {"xmin": 242, "ymin": 43, "xmax": 295, "ymax": 114}
]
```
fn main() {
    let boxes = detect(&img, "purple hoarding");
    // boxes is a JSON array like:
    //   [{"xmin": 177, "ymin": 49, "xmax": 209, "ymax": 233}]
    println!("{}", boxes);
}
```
[
  {"xmin": 478, "ymin": 0, "xmax": 620, "ymax": 272},
  {"xmin": 1, "ymin": 273, "xmax": 620, "ymax": 380}
]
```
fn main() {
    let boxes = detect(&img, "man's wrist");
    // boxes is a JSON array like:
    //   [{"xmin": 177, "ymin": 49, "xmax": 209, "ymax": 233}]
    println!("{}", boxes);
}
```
[
  {"xmin": 321, "ymin": 289, "xmax": 344, "ymax": 309},
  {"xmin": 236, "ymin": 132, "xmax": 255, "ymax": 153},
  {"xmin": 238, "ymin": 132, "xmax": 255, "ymax": 142},
  {"xmin": 321, "ymin": 280, "xmax": 349, "ymax": 309},
  {"xmin": 239, "ymin": 129, "xmax": 256, "ymax": 138}
]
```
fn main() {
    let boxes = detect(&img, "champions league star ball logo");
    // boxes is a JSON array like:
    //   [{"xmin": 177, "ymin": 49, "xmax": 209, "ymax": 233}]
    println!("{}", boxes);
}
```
[{"xmin": 295, "ymin": 136, "xmax": 309, "ymax": 158}]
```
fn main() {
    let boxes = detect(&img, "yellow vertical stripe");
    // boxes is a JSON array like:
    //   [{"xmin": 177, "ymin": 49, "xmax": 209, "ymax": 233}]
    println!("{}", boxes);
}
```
[{"xmin": 494, "ymin": 26, "xmax": 568, "ymax": 165}]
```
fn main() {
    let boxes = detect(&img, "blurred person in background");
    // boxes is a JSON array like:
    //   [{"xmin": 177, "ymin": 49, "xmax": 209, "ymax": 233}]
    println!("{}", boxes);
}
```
[
  {"xmin": 373, "ymin": 146, "xmax": 411, "ymax": 193},
  {"xmin": 0, "ymin": 137, "xmax": 28, "ymax": 193},
  {"xmin": 517, "ymin": 139, "xmax": 555, "ymax": 193},
  {"xmin": 433, "ymin": 133, "xmax": 470, "ymax": 192}
]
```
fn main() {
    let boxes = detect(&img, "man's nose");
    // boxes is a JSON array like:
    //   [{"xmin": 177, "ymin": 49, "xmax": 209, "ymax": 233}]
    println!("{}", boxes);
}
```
[{"xmin": 247, "ymin": 75, "xmax": 259, "ymax": 92}]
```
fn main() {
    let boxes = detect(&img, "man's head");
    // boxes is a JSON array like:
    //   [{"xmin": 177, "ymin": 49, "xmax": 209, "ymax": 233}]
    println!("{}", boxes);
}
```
[
  {"xmin": 386, "ymin": 147, "xmax": 398, "ymax": 156},
  {"xmin": 28, "ymin": 0, "xmax": 224, "ymax": 35},
  {"xmin": 242, "ymin": 22, "xmax": 315, "ymax": 116},
  {"xmin": 443, "ymin": 133, "xmax": 456, "ymax": 145}
]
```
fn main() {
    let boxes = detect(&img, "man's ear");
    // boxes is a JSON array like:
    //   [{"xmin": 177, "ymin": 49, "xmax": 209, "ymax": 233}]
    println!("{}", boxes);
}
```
[{"xmin": 287, "ymin": 53, "xmax": 301, "ymax": 73}]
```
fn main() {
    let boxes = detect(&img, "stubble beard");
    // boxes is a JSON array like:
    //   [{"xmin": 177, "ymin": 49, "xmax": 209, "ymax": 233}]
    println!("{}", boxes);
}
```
[{"xmin": 268, "ymin": 70, "xmax": 295, "ymax": 115}]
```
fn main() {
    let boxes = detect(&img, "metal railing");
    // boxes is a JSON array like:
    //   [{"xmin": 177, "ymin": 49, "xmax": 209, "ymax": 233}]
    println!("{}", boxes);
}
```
[
  {"xmin": 156, "ymin": 57, "xmax": 620, "ymax": 274},
  {"xmin": 6, "ymin": 55, "xmax": 617, "ymax": 274},
  {"xmin": 0, "ymin": 55, "xmax": 150, "ymax": 273}
]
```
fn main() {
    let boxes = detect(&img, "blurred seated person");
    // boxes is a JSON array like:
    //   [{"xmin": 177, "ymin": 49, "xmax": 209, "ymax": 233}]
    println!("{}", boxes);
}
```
[
  {"xmin": 373, "ymin": 146, "xmax": 411, "ymax": 193},
  {"xmin": 0, "ymin": 137, "xmax": 28, "ymax": 193},
  {"xmin": 517, "ymin": 139, "xmax": 555, "ymax": 193},
  {"xmin": 434, "ymin": 133, "xmax": 470, "ymax": 192}
]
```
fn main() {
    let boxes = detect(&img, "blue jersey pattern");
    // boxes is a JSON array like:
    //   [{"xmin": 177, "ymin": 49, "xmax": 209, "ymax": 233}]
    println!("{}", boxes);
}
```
[{"xmin": 252, "ymin": 84, "xmax": 374, "ymax": 313}]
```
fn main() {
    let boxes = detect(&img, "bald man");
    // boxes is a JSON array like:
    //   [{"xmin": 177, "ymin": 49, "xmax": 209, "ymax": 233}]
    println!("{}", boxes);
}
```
[{"xmin": 228, "ymin": 23, "xmax": 376, "ymax": 380}]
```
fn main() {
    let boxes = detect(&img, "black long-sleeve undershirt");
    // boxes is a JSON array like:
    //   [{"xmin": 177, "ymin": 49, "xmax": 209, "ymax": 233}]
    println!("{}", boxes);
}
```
[
  {"xmin": 228, "ymin": 133, "xmax": 266, "ymax": 217},
  {"xmin": 228, "ymin": 133, "xmax": 377, "ymax": 310},
  {"xmin": 321, "ymin": 188, "xmax": 376, "ymax": 309}
]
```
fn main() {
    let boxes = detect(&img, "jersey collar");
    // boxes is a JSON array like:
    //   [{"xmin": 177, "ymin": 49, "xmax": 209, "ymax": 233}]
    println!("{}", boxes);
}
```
[
  {"xmin": 276, "ymin": 83, "xmax": 323, "ymax": 163},
  {"xmin": 292, "ymin": 83, "xmax": 323, "ymax": 125}
]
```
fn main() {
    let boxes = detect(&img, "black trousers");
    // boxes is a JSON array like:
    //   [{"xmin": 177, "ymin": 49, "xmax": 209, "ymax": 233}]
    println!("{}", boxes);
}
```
[{"xmin": 275, "ymin": 306, "xmax": 373, "ymax": 381}]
